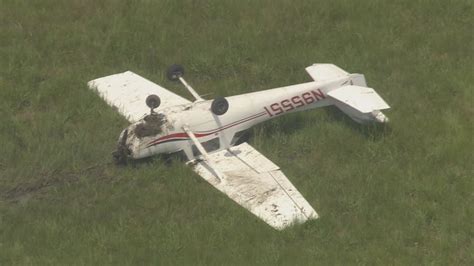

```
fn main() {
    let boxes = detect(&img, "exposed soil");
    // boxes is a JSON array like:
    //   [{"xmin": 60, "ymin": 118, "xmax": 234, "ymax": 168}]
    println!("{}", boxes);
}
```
[
  {"xmin": 134, "ymin": 113, "xmax": 165, "ymax": 138},
  {"xmin": 1, "ymin": 163, "xmax": 111, "ymax": 204}
]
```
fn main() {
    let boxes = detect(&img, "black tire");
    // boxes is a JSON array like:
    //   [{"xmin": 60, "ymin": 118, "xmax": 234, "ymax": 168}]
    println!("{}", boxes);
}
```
[
  {"xmin": 146, "ymin": 94, "xmax": 161, "ymax": 109},
  {"xmin": 211, "ymin": 97, "xmax": 229, "ymax": 116},
  {"xmin": 166, "ymin": 64, "xmax": 184, "ymax": 81}
]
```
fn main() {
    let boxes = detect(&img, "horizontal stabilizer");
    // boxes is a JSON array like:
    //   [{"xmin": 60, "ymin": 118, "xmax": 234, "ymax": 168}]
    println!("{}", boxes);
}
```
[
  {"xmin": 328, "ymin": 85, "xmax": 390, "ymax": 113},
  {"xmin": 305, "ymin": 64, "xmax": 349, "ymax": 82}
]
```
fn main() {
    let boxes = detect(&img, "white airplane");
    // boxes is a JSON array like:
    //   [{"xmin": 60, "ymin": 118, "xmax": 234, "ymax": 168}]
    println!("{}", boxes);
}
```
[{"xmin": 88, "ymin": 64, "xmax": 390, "ymax": 230}]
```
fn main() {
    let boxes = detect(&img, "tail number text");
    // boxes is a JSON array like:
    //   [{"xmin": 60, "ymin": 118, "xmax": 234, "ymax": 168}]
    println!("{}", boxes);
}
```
[{"xmin": 264, "ymin": 89, "xmax": 326, "ymax": 117}]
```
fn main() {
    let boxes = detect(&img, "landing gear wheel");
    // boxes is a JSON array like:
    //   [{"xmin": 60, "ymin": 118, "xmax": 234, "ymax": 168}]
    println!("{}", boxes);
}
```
[
  {"xmin": 166, "ymin": 64, "xmax": 184, "ymax": 81},
  {"xmin": 211, "ymin": 97, "xmax": 229, "ymax": 116},
  {"xmin": 146, "ymin": 94, "xmax": 161, "ymax": 110}
]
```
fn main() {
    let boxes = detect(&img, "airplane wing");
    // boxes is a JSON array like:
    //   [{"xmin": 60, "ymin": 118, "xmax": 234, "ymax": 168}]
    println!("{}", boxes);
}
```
[
  {"xmin": 191, "ymin": 142, "xmax": 318, "ymax": 230},
  {"xmin": 88, "ymin": 71, "xmax": 191, "ymax": 123}
]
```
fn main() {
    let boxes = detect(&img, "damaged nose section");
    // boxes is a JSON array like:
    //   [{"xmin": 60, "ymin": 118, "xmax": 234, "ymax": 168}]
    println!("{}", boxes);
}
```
[
  {"xmin": 372, "ymin": 110, "xmax": 389, "ymax": 123},
  {"xmin": 112, "ymin": 129, "xmax": 131, "ymax": 165}
]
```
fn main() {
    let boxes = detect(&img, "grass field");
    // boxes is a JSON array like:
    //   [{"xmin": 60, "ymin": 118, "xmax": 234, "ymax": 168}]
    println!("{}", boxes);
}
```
[{"xmin": 1, "ymin": 0, "xmax": 473, "ymax": 265}]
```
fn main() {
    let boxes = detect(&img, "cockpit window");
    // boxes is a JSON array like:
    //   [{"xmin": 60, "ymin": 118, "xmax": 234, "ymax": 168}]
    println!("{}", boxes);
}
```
[
  {"xmin": 134, "ymin": 113, "xmax": 166, "ymax": 138},
  {"xmin": 231, "ymin": 130, "xmax": 249, "ymax": 145},
  {"xmin": 192, "ymin": 137, "xmax": 220, "ymax": 156}
]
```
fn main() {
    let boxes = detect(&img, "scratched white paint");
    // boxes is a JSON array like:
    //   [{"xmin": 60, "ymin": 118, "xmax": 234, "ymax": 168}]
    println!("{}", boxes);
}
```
[{"xmin": 193, "ymin": 143, "xmax": 318, "ymax": 230}]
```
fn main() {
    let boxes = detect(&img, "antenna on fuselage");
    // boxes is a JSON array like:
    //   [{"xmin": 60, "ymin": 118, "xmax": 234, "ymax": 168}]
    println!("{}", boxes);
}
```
[{"xmin": 167, "ymin": 64, "xmax": 203, "ymax": 102}]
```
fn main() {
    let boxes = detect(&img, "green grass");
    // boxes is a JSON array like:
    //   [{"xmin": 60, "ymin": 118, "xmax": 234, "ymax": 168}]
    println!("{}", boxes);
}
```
[{"xmin": 1, "ymin": 0, "xmax": 473, "ymax": 265}]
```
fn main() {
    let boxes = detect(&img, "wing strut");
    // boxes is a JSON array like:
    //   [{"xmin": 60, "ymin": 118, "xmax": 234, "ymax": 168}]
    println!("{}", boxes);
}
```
[
  {"xmin": 182, "ymin": 125, "xmax": 225, "ymax": 182},
  {"xmin": 179, "ymin": 77, "xmax": 203, "ymax": 102}
]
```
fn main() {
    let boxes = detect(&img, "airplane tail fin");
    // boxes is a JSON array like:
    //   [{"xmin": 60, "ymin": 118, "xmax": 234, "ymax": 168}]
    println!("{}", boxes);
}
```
[{"xmin": 306, "ymin": 64, "xmax": 390, "ymax": 123}]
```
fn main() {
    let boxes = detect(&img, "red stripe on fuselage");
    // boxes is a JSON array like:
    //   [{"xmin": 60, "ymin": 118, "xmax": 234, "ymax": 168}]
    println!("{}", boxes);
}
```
[
  {"xmin": 146, "ymin": 111, "xmax": 267, "ymax": 148},
  {"xmin": 193, "ymin": 111, "xmax": 266, "ymax": 134}
]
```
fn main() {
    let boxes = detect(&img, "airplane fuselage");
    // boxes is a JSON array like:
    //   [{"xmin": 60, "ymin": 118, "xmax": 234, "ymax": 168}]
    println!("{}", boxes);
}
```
[
  {"xmin": 118, "ymin": 71, "xmax": 388, "ymax": 161},
  {"xmin": 123, "ymin": 77, "xmax": 353, "ymax": 160}
]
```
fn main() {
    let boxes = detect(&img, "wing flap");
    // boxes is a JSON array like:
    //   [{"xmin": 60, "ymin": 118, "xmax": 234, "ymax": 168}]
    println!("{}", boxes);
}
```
[
  {"xmin": 192, "ymin": 142, "xmax": 318, "ymax": 230},
  {"xmin": 328, "ymin": 85, "xmax": 390, "ymax": 113},
  {"xmin": 88, "ymin": 71, "xmax": 191, "ymax": 122}
]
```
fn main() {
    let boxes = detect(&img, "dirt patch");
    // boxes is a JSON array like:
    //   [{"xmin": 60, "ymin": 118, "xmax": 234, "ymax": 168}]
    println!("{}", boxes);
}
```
[
  {"xmin": 1, "ymin": 163, "xmax": 111, "ymax": 204},
  {"xmin": 134, "ymin": 113, "xmax": 165, "ymax": 138}
]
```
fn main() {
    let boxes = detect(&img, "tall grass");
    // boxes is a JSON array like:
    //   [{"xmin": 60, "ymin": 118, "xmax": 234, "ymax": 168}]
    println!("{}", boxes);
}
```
[{"xmin": 1, "ymin": 0, "xmax": 472, "ymax": 264}]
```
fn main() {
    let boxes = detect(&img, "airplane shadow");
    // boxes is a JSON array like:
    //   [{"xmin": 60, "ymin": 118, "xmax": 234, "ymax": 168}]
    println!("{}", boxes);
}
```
[
  {"xmin": 119, "ymin": 152, "xmax": 187, "ymax": 168},
  {"xmin": 250, "ymin": 112, "xmax": 312, "ymax": 139},
  {"xmin": 323, "ymin": 106, "xmax": 393, "ymax": 141},
  {"xmin": 248, "ymin": 106, "xmax": 392, "ymax": 142}
]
